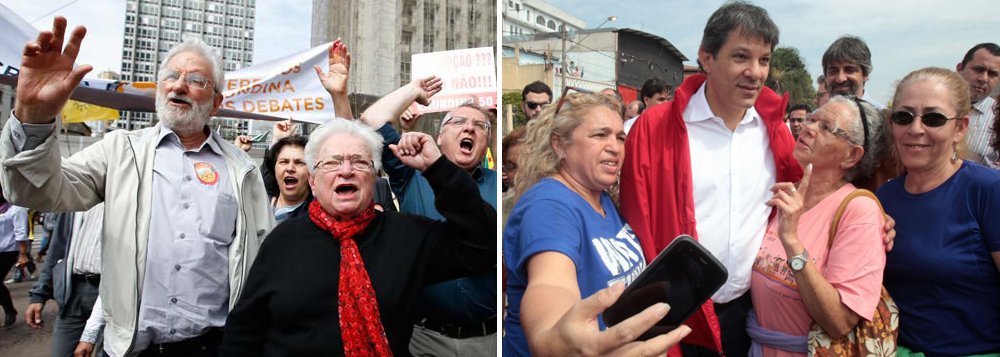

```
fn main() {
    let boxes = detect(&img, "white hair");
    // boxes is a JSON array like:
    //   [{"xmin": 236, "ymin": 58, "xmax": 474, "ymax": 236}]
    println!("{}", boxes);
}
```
[
  {"xmin": 158, "ymin": 36, "xmax": 225, "ymax": 92},
  {"xmin": 304, "ymin": 118, "xmax": 385, "ymax": 174}
]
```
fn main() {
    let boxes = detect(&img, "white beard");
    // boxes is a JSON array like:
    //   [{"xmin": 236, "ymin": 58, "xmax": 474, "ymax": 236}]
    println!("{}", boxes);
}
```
[{"xmin": 155, "ymin": 92, "xmax": 214, "ymax": 136}]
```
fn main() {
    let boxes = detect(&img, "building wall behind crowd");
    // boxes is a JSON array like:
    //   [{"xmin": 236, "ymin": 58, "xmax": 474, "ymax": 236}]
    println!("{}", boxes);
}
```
[
  {"xmin": 501, "ymin": 0, "xmax": 586, "ymax": 39},
  {"xmin": 118, "ymin": 0, "xmax": 257, "ymax": 133},
  {"xmin": 311, "ymin": 0, "xmax": 497, "ymax": 100}
]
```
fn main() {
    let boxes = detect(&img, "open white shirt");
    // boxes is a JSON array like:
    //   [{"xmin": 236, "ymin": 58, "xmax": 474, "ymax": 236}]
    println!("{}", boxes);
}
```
[{"xmin": 684, "ymin": 83, "xmax": 776, "ymax": 303}]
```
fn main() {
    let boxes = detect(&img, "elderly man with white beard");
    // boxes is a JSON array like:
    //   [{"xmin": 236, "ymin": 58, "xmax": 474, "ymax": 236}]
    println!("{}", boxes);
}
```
[{"xmin": 0, "ymin": 18, "xmax": 273, "ymax": 357}]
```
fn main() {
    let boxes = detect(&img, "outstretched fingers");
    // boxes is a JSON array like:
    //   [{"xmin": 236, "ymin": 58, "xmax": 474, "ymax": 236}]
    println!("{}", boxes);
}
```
[{"xmin": 61, "ymin": 25, "xmax": 88, "ymax": 63}]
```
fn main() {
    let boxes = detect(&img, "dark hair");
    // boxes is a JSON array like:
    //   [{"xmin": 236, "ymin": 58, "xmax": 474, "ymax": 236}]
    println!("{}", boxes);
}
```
[
  {"xmin": 640, "ymin": 77, "xmax": 670, "ymax": 100},
  {"xmin": 960, "ymin": 43, "xmax": 1000, "ymax": 69},
  {"xmin": 263, "ymin": 135, "xmax": 309, "ymax": 198},
  {"xmin": 700, "ymin": 1, "xmax": 779, "ymax": 59},
  {"xmin": 822, "ymin": 36, "xmax": 873, "ymax": 76},
  {"xmin": 788, "ymin": 103, "xmax": 812, "ymax": 113},
  {"xmin": 522, "ymin": 81, "xmax": 553, "ymax": 101},
  {"xmin": 502, "ymin": 127, "xmax": 527, "ymax": 158}
]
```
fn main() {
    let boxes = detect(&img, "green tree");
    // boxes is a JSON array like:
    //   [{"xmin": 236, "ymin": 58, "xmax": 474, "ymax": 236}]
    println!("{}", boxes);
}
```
[
  {"xmin": 766, "ymin": 47, "xmax": 816, "ymax": 109},
  {"xmin": 502, "ymin": 91, "xmax": 528, "ymax": 128}
]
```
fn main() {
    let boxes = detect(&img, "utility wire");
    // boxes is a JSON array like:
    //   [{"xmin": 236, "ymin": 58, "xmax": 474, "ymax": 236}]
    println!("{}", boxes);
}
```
[{"xmin": 30, "ymin": 0, "xmax": 82, "ymax": 23}]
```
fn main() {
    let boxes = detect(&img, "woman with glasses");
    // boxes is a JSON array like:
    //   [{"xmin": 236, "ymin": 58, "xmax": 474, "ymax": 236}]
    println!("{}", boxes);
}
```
[
  {"xmin": 219, "ymin": 119, "xmax": 495, "ymax": 356},
  {"xmin": 875, "ymin": 67, "xmax": 1000, "ymax": 356},
  {"xmin": 747, "ymin": 96, "xmax": 891, "ymax": 356},
  {"xmin": 503, "ymin": 92, "xmax": 691, "ymax": 356}
]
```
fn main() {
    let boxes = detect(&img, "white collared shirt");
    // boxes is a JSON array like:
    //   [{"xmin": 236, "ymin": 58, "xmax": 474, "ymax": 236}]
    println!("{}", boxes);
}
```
[
  {"xmin": 684, "ymin": 83, "xmax": 776, "ymax": 303},
  {"xmin": 966, "ymin": 96, "xmax": 999, "ymax": 168}
]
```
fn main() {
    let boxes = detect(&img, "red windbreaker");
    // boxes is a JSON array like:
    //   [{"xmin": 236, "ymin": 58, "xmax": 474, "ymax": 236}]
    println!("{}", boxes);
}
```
[{"xmin": 619, "ymin": 73, "xmax": 803, "ymax": 356}]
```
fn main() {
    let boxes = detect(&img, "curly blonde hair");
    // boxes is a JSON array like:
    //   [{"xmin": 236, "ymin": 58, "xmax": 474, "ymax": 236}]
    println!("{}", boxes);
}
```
[{"xmin": 511, "ymin": 93, "xmax": 623, "ymax": 205}]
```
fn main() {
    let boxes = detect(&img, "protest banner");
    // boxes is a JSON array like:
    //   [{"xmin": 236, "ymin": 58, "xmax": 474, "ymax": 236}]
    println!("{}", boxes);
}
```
[
  {"xmin": 411, "ymin": 47, "xmax": 497, "ymax": 114},
  {"xmin": 221, "ymin": 43, "xmax": 337, "ymax": 124}
]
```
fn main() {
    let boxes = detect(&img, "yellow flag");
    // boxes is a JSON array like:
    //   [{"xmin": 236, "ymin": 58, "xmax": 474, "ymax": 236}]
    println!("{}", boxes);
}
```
[{"xmin": 61, "ymin": 100, "xmax": 119, "ymax": 123}]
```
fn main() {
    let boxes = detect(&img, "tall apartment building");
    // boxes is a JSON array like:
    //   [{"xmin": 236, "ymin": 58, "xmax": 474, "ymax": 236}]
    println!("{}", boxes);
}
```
[
  {"xmin": 118, "ymin": 0, "xmax": 256, "ymax": 131},
  {"xmin": 311, "ymin": 0, "xmax": 497, "ymax": 100}
]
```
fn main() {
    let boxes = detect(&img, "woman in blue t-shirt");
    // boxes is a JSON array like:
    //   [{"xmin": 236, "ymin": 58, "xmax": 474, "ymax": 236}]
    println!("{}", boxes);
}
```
[
  {"xmin": 875, "ymin": 67, "xmax": 1000, "ymax": 356},
  {"xmin": 502, "ymin": 92, "xmax": 691, "ymax": 356}
]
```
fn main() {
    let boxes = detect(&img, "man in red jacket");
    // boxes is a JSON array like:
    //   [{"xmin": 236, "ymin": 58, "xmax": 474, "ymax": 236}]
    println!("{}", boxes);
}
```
[{"xmin": 620, "ymin": 2, "xmax": 802, "ymax": 357}]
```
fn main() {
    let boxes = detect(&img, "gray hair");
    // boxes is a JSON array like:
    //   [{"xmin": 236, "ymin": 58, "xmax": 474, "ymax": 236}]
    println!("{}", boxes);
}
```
[
  {"xmin": 826, "ymin": 95, "xmax": 885, "ymax": 181},
  {"xmin": 304, "ymin": 118, "xmax": 385, "ymax": 174},
  {"xmin": 700, "ymin": 1, "xmax": 779, "ymax": 60},
  {"xmin": 158, "ymin": 36, "xmax": 225, "ymax": 93},
  {"xmin": 822, "ymin": 36, "xmax": 873, "ymax": 77}
]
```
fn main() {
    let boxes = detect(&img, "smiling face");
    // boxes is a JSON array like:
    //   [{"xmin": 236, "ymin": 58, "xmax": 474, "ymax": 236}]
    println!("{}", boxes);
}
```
[
  {"xmin": 437, "ymin": 106, "xmax": 490, "ymax": 172},
  {"xmin": 891, "ymin": 79, "xmax": 968, "ymax": 175},
  {"xmin": 275, "ymin": 145, "xmax": 309, "ymax": 205},
  {"xmin": 824, "ymin": 61, "xmax": 867, "ymax": 97},
  {"xmin": 155, "ymin": 51, "xmax": 221, "ymax": 135},
  {"xmin": 699, "ymin": 29, "xmax": 771, "ymax": 120},
  {"xmin": 309, "ymin": 133, "xmax": 376, "ymax": 219},
  {"xmin": 556, "ymin": 106, "xmax": 625, "ymax": 195},
  {"xmin": 957, "ymin": 48, "xmax": 1000, "ymax": 103}
]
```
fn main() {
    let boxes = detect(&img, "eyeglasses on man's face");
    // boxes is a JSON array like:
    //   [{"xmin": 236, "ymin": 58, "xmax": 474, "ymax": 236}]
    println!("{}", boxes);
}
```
[
  {"xmin": 313, "ymin": 155, "xmax": 374, "ymax": 173},
  {"xmin": 159, "ymin": 69, "xmax": 214, "ymax": 91},
  {"xmin": 445, "ymin": 116, "xmax": 491, "ymax": 133},
  {"xmin": 524, "ymin": 101, "xmax": 549, "ymax": 110}
]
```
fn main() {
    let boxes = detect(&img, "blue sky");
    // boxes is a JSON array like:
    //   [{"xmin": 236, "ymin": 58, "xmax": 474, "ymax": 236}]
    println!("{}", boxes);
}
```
[
  {"xmin": 3, "ymin": 0, "xmax": 311, "ymax": 73},
  {"xmin": 545, "ymin": 0, "xmax": 1000, "ymax": 104}
]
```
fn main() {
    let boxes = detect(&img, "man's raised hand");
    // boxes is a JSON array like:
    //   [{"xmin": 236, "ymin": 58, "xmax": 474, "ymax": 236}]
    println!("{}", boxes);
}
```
[{"xmin": 15, "ymin": 17, "xmax": 93, "ymax": 124}]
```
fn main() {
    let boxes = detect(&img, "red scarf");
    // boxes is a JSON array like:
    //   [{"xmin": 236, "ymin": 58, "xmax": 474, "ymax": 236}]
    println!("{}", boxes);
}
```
[{"xmin": 308, "ymin": 200, "xmax": 392, "ymax": 356}]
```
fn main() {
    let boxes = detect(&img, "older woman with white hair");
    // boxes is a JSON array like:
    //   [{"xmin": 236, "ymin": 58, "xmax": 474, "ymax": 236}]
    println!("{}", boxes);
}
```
[
  {"xmin": 748, "ymin": 96, "xmax": 891, "ymax": 356},
  {"xmin": 219, "ymin": 118, "xmax": 496, "ymax": 356}
]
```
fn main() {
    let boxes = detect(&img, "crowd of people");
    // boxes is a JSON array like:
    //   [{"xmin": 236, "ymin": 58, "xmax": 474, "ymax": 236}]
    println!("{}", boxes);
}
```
[
  {"xmin": 1, "ymin": 10, "xmax": 498, "ymax": 357},
  {"xmin": 502, "ymin": 2, "xmax": 1000, "ymax": 357},
  {"xmin": 2, "ymin": 1, "xmax": 1000, "ymax": 357}
]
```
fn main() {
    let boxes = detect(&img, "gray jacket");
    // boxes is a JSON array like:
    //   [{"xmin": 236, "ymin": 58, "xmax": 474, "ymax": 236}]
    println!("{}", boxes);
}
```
[{"xmin": 0, "ymin": 121, "xmax": 275, "ymax": 356}]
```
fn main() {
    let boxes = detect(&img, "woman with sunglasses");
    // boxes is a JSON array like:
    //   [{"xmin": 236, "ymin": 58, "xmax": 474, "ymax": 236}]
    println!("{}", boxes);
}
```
[
  {"xmin": 875, "ymin": 67, "xmax": 1000, "ymax": 356},
  {"xmin": 748, "ymin": 96, "xmax": 891, "ymax": 356},
  {"xmin": 503, "ymin": 92, "xmax": 691, "ymax": 356}
]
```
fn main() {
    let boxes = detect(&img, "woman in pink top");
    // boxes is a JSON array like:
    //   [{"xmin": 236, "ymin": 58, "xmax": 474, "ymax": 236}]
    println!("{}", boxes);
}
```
[{"xmin": 748, "ymin": 96, "xmax": 889, "ymax": 357}]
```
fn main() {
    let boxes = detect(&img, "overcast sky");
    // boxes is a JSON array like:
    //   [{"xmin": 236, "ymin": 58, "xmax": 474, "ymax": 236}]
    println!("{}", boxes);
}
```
[
  {"xmin": 546, "ymin": 0, "xmax": 1000, "ymax": 105},
  {"xmin": 4, "ymin": 0, "xmax": 311, "ymax": 73}
]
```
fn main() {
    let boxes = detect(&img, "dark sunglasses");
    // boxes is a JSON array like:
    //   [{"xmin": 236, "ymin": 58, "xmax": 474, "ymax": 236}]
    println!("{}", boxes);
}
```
[
  {"xmin": 524, "ymin": 101, "xmax": 549, "ymax": 110},
  {"xmin": 890, "ymin": 111, "xmax": 959, "ymax": 128},
  {"xmin": 554, "ymin": 86, "xmax": 595, "ymax": 115}
]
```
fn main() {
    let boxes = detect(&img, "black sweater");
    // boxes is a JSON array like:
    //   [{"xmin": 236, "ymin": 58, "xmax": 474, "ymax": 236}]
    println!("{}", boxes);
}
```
[{"xmin": 219, "ymin": 157, "xmax": 496, "ymax": 356}]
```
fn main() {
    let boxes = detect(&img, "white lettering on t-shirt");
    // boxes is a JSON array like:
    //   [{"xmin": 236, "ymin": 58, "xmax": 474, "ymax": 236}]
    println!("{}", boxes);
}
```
[{"xmin": 593, "ymin": 224, "xmax": 646, "ymax": 287}]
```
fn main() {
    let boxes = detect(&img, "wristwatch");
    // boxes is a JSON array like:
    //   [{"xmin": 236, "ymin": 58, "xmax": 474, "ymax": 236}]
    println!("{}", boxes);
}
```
[{"xmin": 787, "ymin": 249, "xmax": 809, "ymax": 273}]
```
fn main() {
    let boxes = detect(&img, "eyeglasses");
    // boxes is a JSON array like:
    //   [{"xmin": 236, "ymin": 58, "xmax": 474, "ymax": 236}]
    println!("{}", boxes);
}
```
[
  {"xmin": 313, "ymin": 155, "xmax": 374, "ymax": 173},
  {"xmin": 803, "ymin": 116, "xmax": 857, "ymax": 145},
  {"xmin": 554, "ymin": 86, "xmax": 595, "ymax": 115},
  {"xmin": 890, "ymin": 110, "xmax": 959, "ymax": 128},
  {"xmin": 159, "ymin": 70, "xmax": 215, "ymax": 90},
  {"xmin": 524, "ymin": 101, "xmax": 549, "ymax": 110},
  {"xmin": 444, "ymin": 116, "xmax": 491, "ymax": 133}
]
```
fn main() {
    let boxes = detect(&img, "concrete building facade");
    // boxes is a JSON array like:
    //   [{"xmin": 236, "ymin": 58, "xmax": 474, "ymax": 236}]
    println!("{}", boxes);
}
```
[
  {"xmin": 311, "ymin": 0, "xmax": 497, "ymax": 99},
  {"xmin": 118, "ymin": 0, "xmax": 256, "ymax": 131},
  {"xmin": 501, "ymin": 0, "xmax": 585, "ymax": 40}
]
